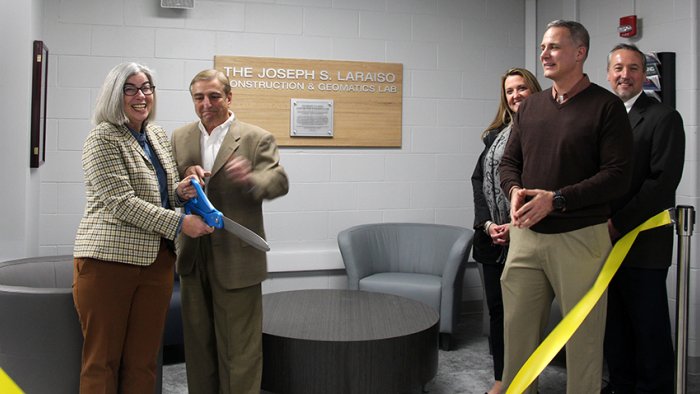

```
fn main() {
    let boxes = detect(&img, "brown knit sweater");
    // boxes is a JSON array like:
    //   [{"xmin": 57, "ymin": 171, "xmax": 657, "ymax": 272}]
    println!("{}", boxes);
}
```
[{"xmin": 499, "ymin": 83, "xmax": 633, "ymax": 234}]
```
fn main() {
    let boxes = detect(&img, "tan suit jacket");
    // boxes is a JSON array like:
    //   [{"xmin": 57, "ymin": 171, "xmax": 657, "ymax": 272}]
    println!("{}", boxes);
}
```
[
  {"xmin": 172, "ymin": 120, "xmax": 288, "ymax": 289},
  {"xmin": 74, "ymin": 122, "xmax": 182, "ymax": 265}
]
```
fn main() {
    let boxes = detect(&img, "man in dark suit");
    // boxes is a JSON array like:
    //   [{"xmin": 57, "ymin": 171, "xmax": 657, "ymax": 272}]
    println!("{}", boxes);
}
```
[
  {"xmin": 172, "ymin": 69, "xmax": 289, "ymax": 394},
  {"xmin": 603, "ymin": 43, "xmax": 685, "ymax": 393}
]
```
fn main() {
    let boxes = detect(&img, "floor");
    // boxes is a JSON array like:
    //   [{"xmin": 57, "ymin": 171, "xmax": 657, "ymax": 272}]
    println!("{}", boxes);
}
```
[
  {"xmin": 162, "ymin": 310, "xmax": 700, "ymax": 393},
  {"xmin": 162, "ymin": 310, "xmax": 569, "ymax": 393}
]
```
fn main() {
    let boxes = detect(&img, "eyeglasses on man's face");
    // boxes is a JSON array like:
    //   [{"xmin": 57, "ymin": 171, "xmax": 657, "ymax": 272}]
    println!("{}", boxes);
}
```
[{"xmin": 123, "ymin": 84, "xmax": 155, "ymax": 96}]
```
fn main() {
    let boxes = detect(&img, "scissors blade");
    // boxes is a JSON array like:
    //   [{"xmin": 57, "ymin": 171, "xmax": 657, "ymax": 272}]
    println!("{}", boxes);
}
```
[{"xmin": 222, "ymin": 216, "xmax": 271, "ymax": 252}]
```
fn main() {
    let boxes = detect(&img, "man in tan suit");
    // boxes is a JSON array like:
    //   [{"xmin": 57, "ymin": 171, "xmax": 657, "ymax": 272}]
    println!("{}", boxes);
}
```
[{"xmin": 172, "ymin": 69, "xmax": 289, "ymax": 394}]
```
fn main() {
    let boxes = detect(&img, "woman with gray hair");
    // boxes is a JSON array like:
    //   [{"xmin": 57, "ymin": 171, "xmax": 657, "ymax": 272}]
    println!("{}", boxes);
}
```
[{"xmin": 73, "ymin": 62, "xmax": 212, "ymax": 393}]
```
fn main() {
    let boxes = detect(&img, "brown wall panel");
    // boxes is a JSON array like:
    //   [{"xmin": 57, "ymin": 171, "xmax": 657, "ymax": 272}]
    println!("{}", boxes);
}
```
[{"xmin": 215, "ymin": 56, "xmax": 403, "ymax": 147}]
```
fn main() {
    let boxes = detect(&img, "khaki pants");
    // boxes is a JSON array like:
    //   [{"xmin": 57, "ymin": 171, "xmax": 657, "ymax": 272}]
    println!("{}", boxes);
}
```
[
  {"xmin": 180, "ymin": 254, "xmax": 263, "ymax": 394},
  {"xmin": 73, "ymin": 241, "xmax": 174, "ymax": 394},
  {"xmin": 501, "ymin": 223, "xmax": 610, "ymax": 394}
]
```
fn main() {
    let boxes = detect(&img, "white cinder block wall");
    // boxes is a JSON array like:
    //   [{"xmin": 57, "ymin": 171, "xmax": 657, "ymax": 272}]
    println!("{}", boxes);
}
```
[
  {"xmin": 0, "ymin": 0, "xmax": 43, "ymax": 260},
  {"xmin": 31, "ymin": 0, "xmax": 528, "ymax": 301},
  {"xmin": 2, "ymin": 0, "xmax": 698, "ymax": 362}
]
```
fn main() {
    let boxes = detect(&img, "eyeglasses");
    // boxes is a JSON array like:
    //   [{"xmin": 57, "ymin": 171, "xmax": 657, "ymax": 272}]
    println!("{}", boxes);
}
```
[{"xmin": 123, "ymin": 84, "xmax": 155, "ymax": 96}]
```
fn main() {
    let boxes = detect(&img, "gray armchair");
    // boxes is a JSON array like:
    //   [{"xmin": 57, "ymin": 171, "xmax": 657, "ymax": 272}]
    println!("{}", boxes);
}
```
[
  {"xmin": 337, "ymin": 223, "xmax": 474, "ymax": 350},
  {"xmin": 0, "ymin": 256, "xmax": 172, "ymax": 393},
  {"xmin": 0, "ymin": 256, "xmax": 82, "ymax": 393}
]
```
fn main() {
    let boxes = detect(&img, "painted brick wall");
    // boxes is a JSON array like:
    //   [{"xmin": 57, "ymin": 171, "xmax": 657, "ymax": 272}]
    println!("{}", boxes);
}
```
[{"xmin": 36, "ymin": 0, "xmax": 526, "ymax": 300}]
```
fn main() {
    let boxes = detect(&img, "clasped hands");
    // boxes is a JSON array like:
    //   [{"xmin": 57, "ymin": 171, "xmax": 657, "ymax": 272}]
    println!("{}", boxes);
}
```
[
  {"xmin": 487, "ymin": 222, "xmax": 510, "ymax": 245},
  {"xmin": 509, "ymin": 187, "xmax": 555, "ymax": 228}
]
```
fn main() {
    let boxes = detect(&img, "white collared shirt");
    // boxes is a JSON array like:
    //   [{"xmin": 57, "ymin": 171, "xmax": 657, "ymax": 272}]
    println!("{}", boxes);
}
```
[
  {"xmin": 199, "ymin": 111, "xmax": 235, "ymax": 172},
  {"xmin": 624, "ymin": 90, "xmax": 644, "ymax": 113}
]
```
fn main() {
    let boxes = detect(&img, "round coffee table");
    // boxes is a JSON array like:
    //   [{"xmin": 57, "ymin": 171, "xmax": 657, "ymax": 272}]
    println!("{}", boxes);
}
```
[{"xmin": 261, "ymin": 289, "xmax": 439, "ymax": 394}]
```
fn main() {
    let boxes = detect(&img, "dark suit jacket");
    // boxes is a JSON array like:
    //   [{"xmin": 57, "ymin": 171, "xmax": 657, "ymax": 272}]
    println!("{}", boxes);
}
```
[
  {"xmin": 610, "ymin": 93, "xmax": 685, "ymax": 269},
  {"xmin": 172, "ymin": 119, "xmax": 289, "ymax": 289}
]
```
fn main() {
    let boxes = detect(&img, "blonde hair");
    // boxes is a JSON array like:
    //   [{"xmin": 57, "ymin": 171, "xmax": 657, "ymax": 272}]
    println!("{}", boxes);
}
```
[{"xmin": 482, "ymin": 68, "xmax": 541, "ymax": 139}]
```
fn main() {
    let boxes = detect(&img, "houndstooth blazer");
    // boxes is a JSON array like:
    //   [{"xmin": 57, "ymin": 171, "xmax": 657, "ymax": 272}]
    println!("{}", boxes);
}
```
[{"xmin": 74, "ymin": 121, "xmax": 182, "ymax": 266}]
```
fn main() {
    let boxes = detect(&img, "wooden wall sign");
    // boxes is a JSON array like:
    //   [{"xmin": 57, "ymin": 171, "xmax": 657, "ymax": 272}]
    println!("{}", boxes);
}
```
[{"xmin": 214, "ymin": 56, "xmax": 403, "ymax": 147}]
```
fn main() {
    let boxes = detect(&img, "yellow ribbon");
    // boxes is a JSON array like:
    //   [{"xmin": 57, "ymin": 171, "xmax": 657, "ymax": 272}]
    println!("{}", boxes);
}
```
[
  {"xmin": 506, "ymin": 209, "xmax": 673, "ymax": 394},
  {"xmin": 0, "ymin": 368, "xmax": 24, "ymax": 394}
]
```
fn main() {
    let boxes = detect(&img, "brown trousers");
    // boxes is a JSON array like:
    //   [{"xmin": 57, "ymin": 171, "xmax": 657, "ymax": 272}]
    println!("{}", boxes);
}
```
[{"xmin": 73, "ymin": 241, "xmax": 174, "ymax": 394}]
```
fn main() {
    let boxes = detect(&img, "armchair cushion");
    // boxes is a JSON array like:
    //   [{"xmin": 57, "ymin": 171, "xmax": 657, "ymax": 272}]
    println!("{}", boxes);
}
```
[{"xmin": 360, "ymin": 272, "xmax": 441, "ymax": 313}]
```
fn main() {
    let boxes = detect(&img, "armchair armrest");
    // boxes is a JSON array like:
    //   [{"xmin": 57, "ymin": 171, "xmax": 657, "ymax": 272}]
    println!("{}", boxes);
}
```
[
  {"xmin": 338, "ymin": 227, "xmax": 376, "ymax": 289},
  {"xmin": 440, "ymin": 229, "xmax": 474, "ymax": 291},
  {"xmin": 439, "ymin": 229, "xmax": 473, "ymax": 330}
]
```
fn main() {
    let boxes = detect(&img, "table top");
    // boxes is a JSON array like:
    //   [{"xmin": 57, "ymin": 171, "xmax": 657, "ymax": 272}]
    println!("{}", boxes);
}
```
[{"xmin": 262, "ymin": 289, "xmax": 439, "ymax": 342}]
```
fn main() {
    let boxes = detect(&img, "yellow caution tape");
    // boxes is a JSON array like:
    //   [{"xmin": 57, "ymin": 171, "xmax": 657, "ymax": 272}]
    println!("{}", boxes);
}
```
[
  {"xmin": 0, "ymin": 368, "xmax": 24, "ymax": 394},
  {"xmin": 506, "ymin": 209, "xmax": 673, "ymax": 394}
]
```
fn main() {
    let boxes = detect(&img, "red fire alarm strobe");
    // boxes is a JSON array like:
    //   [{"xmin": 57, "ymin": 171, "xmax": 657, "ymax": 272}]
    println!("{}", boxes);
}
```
[{"xmin": 619, "ymin": 15, "xmax": 638, "ymax": 38}]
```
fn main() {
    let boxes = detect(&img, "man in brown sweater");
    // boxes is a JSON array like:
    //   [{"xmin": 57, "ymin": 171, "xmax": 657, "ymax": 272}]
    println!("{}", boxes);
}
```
[{"xmin": 498, "ymin": 20, "xmax": 633, "ymax": 394}]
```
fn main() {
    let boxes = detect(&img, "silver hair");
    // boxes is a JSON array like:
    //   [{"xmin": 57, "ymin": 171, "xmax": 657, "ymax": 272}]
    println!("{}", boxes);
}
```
[
  {"xmin": 607, "ymin": 43, "xmax": 647, "ymax": 70},
  {"xmin": 93, "ymin": 62, "xmax": 156, "ymax": 126},
  {"xmin": 546, "ymin": 19, "xmax": 590, "ymax": 61}
]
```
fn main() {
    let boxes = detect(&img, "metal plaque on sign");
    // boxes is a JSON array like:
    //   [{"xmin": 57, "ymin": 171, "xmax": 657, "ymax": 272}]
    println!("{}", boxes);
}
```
[{"xmin": 290, "ymin": 99, "xmax": 334, "ymax": 137}]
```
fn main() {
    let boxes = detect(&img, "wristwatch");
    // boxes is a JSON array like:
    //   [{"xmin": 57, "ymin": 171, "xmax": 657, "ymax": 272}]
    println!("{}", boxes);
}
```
[{"xmin": 553, "ymin": 190, "xmax": 566, "ymax": 212}]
